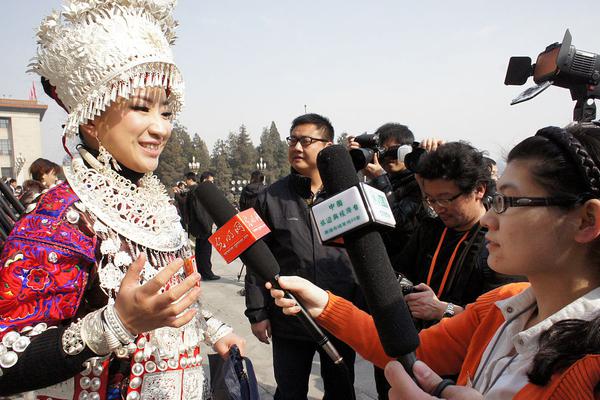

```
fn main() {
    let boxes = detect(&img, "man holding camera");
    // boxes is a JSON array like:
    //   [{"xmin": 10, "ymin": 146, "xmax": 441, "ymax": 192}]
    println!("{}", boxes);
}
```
[
  {"xmin": 349, "ymin": 123, "xmax": 430, "ymax": 262},
  {"xmin": 350, "ymin": 123, "xmax": 435, "ymax": 399}
]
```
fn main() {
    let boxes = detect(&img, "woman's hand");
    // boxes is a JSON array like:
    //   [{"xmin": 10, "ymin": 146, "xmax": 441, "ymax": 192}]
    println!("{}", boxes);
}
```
[
  {"xmin": 213, "ymin": 332, "xmax": 247, "ymax": 359},
  {"xmin": 385, "ymin": 360, "xmax": 483, "ymax": 400},
  {"xmin": 266, "ymin": 276, "xmax": 329, "ymax": 319},
  {"xmin": 114, "ymin": 253, "xmax": 201, "ymax": 334}
]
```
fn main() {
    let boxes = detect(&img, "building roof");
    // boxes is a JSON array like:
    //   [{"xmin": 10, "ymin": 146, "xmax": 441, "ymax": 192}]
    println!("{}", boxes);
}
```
[{"xmin": 0, "ymin": 98, "xmax": 48, "ymax": 120}]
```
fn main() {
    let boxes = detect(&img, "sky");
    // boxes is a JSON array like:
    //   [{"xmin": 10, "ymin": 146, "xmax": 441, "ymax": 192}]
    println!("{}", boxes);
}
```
[{"xmin": 0, "ymin": 1, "xmax": 596, "ymax": 166}]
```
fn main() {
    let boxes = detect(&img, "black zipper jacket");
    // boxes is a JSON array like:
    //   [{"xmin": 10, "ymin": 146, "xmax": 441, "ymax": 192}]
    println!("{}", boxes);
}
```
[{"xmin": 244, "ymin": 172, "xmax": 359, "ymax": 340}]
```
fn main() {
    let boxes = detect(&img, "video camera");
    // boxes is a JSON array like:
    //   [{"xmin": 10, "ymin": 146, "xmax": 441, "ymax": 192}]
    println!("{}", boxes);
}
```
[
  {"xmin": 505, "ymin": 29, "xmax": 600, "ymax": 122},
  {"xmin": 349, "ymin": 133, "xmax": 426, "ymax": 172}
]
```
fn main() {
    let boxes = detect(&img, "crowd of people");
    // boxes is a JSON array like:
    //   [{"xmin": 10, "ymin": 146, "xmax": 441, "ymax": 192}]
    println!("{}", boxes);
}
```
[{"xmin": 0, "ymin": 0, "xmax": 598, "ymax": 399}]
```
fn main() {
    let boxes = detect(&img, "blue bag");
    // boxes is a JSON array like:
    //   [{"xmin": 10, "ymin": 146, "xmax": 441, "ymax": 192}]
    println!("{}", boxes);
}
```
[{"xmin": 208, "ymin": 345, "xmax": 260, "ymax": 400}]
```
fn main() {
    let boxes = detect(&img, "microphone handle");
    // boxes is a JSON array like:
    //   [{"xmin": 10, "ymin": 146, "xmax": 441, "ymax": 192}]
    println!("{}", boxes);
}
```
[
  {"xmin": 398, "ymin": 352, "xmax": 417, "ymax": 380},
  {"xmin": 272, "ymin": 278, "xmax": 343, "ymax": 364}
]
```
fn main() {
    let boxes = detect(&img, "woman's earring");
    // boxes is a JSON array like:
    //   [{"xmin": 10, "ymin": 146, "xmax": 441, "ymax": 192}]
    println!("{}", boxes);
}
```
[{"xmin": 97, "ymin": 141, "xmax": 122, "ymax": 172}]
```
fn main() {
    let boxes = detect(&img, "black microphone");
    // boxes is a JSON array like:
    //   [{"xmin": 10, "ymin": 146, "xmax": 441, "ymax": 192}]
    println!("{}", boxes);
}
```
[
  {"xmin": 194, "ymin": 181, "xmax": 344, "ymax": 364},
  {"xmin": 317, "ymin": 145, "xmax": 420, "ymax": 376}
]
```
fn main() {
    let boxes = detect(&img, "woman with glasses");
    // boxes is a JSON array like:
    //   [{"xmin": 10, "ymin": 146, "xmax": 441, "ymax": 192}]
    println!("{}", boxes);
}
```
[{"xmin": 268, "ymin": 124, "xmax": 600, "ymax": 399}]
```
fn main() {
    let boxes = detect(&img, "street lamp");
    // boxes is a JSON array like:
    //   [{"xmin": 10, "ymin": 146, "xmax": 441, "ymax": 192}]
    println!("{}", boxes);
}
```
[
  {"xmin": 14, "ymin": 153, "xmax": 26, "ymax": 176},
  {"xmin": 256, "ymin": 157, "xmax": 267, "ymax": 171},
  {"xmin": 188, "ymin": 156, "xmax": 200, "ymax": 173},
  {"xmin": 230, "ymin": 179, "xmax": 247, "ymax": 205}
]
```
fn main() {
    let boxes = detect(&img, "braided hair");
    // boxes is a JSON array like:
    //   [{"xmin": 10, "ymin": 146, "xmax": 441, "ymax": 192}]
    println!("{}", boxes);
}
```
[{"xmin": 507, "ymin": 123, "xmax": 600, "ymax": 385}]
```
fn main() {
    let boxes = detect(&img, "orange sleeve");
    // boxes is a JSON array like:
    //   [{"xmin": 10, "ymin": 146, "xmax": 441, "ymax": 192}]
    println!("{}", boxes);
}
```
[
  {"xmin": 418, "ymin": 283, "xmax": 531, "ymax": 378},
  {"xmin": 317, "ymin": 292, "xmax": 394, "ymax": 369}
]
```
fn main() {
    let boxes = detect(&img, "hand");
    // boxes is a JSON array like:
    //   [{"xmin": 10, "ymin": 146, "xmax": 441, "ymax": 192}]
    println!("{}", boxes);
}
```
[
  {"xmin": 363, "ymin": 152, "xmax": 386, "ymax": 178},
  {"xmin": 348, "ymin": 136, "xmax": 385, "ymax": 177},
  {"xmin": 114, "ymin": 253, "xmax": 201, "ymax": 334},
  {"xmin": 404, "ymin": 283, "xmax": 446, "ymax": 320},
  {"xmin": 385, "ymin": 360, "xmax": 483, "ymax": 400},
  {"xmin": 266, "ymin": 276, "xmax": 329, "ymax": 318},
  {"xmin": 213, "ymin": 332, "xmax": 247, "ymax": 358},
  {"xmin": 250, "ymin": 320, "xmax": 272, "ymax": 344},
  {"xmin": 419, "ymin": 138, "xmax": 445, "ymax": 152}
]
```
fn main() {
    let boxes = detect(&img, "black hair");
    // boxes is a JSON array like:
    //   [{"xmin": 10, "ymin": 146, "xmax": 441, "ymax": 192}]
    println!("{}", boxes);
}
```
[
  {"xmin": 375, "ymin": 123, "xmax": 414, "ymax": 147},
  {"xmin": 250, "ymin": 170, "xmax": 265, "ymax": 184},
  {"xmin": 29, "ymin": 158, "xmax": 61, "ymax": 183},
  {"xmin": 483, "ymin": 156, "xmax": 497, "ymax": 167},
  {"xmin": 184, "ymin": 172, "xmax": 196, "ymax": 182},
  {"xmin": 290, "ymin": 113, "xmax": 334, "ymax": 142},
  {"xmin": 199, "ymin": 171, "xmax": 214, "ymax": 182},
  {"xmin": 508, "ymin": 124, "xmax": 600, "ymax": 385},
  {"xmin": 417, "ymin": 142, "xmax": 491, "ymax": 194}
]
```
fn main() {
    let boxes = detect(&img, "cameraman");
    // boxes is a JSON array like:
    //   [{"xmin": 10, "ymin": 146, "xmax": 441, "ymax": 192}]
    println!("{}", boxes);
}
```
[
  {"xmin": 350, "ymin": 123, "xmax": 437, "ymax": 400},
  {"xmin": 349, "ymin": 123, "xmax": 434, "ymax": 261}
]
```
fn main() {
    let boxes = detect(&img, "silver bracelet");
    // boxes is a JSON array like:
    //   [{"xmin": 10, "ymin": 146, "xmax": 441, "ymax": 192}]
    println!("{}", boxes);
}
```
[
  {"xmin": 80, "ymin": 308, "xmax": 111, "ymax": 356},
  {"xmin": 204, "ymin": 315, "xmax": 233, "ymax": 345},
  {"xmin": 62, "ymin": 319, "xmax": 85, "ymax": 356},
  {"xmin": 103, "ymin": 304, "xmax": 136, "ymax": 345}
]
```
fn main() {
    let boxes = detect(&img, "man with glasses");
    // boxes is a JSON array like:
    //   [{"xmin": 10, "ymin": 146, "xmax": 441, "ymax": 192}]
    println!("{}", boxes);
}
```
[
  {"xmin": 244, "ymin": 114, "xmax": 359, "ymax": 399},
  {"xmin": 349, "ymin": 123, "xmax": 433, "ymax": 400},
  {"xmin": 395, "ymin": 142, "xmax": 522, "ymax": 331},
  {"xmin": 349, "ymin": 123, "xmax": 432, "ymax": 263}
]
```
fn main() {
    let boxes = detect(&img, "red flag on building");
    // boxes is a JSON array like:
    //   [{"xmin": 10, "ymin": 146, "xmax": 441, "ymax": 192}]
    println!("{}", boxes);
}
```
[{"xmin": 29, "ymin": 82, "xmax": 37, "ymax": 101}]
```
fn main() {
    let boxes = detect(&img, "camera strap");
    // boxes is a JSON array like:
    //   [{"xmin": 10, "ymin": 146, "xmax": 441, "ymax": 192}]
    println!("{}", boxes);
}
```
[{"xmin": 426, "ymin": 227, "xmax": 470, "ymax": 298}]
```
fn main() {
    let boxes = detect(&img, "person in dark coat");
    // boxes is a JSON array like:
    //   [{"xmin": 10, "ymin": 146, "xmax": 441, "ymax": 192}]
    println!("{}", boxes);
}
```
[
  {"xmin": 244, "ymin": 113, "xmax": 359, "ymax": 400},
  {"xmin": 188, "ymin": 171, "xmax": 220, "ymax": 280},
  {"xmin": 239, "ymin": 170, "xmax": 266, "ymax": 211}
]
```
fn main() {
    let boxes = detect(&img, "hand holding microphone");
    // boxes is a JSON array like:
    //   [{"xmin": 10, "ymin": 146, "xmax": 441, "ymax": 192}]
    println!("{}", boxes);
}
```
[
  {"xmin": 193, "ymin": 181, "xmax": 344, "ymax": 364},
  {"xmin": 267, "ymin": 276, "xmax": 330, "ymax": 318}
]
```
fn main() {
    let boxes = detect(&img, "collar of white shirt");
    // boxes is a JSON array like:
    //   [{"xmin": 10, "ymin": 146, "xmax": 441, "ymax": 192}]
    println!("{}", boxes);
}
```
[{"xmin": 494, "ymin": 286, "xmax": 600, "ymax": 355}]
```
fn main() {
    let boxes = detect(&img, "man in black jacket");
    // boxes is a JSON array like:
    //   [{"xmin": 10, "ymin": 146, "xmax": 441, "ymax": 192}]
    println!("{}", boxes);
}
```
[
  {"xmin": 244, "ymin": 114, "xmax": 359, "ymax": 400},
  {"xmin": 239, "ymin": 170, "xmax": 266, "ymax": 211},
  {"xmin": 396, "ymin": 142, "xmax": 523, "ymax": 326},
  {"xmin": 187, "ymin": 171, "xmax": 220, "ymax": 280},
  {"xmin": 351, "ymin": 123, "xmax": 429, "ymax": 262}
]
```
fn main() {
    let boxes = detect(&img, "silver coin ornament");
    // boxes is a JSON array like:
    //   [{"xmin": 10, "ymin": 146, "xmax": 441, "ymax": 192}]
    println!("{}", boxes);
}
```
[
  {"xmin": 126, "ymin": 391, "xmax": 140, "ymax": 400},
  {"xmin": 0, "ymin": 351, "xmax": 18, "ymax": 368},
  {"xmin": 129, "ymin": 376, "xmax": 142, "ymax": 389},
  {"xmin": 66, "ymin": 209, "xmax": 81, "ymax": 224},
  {"xmin": 48, "ymin": 251, "xmax": 59, "ymax": 264}
]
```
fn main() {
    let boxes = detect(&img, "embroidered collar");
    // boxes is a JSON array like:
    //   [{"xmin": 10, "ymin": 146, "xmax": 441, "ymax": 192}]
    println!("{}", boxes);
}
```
[{"xmin": 63, "ymin": 153, "xmax": 186, "ymax": 253}]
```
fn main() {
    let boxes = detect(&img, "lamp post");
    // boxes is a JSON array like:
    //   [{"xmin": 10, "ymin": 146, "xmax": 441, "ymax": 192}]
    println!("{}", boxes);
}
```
[
  {"xmin": 230, "ymin": 179, "xmax": 248, "ymax": 205},
  {"xmin": 14, "ymin": 153, "xmax": 26, "ymax": 177},
  {"xmin": 188, "ymin": 156, "xmax": 200, "ymax": 174},
  {"xmin": 256, "ymin": 157, "xmax": 267, "ymax": 183}
]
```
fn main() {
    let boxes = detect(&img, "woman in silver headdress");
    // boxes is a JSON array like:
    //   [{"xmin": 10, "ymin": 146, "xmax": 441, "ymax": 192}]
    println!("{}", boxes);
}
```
[{"xmin": 0, "ymin": 1, "xmax": 245, "ymax": 398}]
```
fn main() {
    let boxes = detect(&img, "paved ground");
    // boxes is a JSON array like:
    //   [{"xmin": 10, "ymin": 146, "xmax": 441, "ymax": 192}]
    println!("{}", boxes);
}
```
[{"xmin": 199, "ymin": 252, "xmax": 379, "ymax": 399}]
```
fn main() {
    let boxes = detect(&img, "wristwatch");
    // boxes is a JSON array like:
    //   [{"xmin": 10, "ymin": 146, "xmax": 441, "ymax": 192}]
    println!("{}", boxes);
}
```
[{"xmin": 443, "ymin": 302, "xmax": 455, "ymax": 318}]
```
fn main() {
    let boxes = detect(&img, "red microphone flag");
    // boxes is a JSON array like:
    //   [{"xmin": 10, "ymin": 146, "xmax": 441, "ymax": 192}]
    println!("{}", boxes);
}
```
[{"xmin": 209, "ymin": 208, "xmax": 271, "ymax": 263}]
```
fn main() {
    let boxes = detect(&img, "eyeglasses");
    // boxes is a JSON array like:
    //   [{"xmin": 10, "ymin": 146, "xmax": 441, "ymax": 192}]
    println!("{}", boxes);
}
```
[
  {"xmin": 423, "ymin": 192, "xmax": 464, "ymax": 208},
  {"xmin": 486, "ymin": 193, "xmax": 581, "ymax": 214},
  {"xmin": 286, "ymin": 136, "xmax": 329, "ymax": 147}
]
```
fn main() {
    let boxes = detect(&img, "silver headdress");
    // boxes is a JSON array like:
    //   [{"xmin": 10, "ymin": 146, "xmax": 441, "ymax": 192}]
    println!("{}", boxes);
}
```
[
  {"xmin": 28, "ymin": 0, "xmax": 189, "ymax": 295},
  {"xmin": 28, "ymin": 0, "xmax": 184, "ymax": 145}
]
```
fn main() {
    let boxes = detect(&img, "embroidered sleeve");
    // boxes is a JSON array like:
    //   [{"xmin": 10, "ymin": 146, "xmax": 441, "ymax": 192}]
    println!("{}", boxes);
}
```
[
  {"xmin": 0, "ymin": 185, "xmax": 97, "ymax": 390},
  {"xmin": 200, "ymin": 308, "xmax": 233, "ymax": 347}
]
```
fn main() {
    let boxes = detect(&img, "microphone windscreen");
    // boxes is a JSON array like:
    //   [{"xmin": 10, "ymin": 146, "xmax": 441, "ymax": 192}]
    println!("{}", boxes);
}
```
[
  {"xmin": 317, "ymin": 145, "xmax": 420, "ymax": 357},
  {"xmin": 317, "ymin": 145, "xmax": 360, "ymax": 195},
  {"xmin": 193, "ymin": 181, "xmax": 280, "ymax": 281},
  {"xmin": 194, "ymin": 181, "xmax": 237, "ymax": 227}
]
